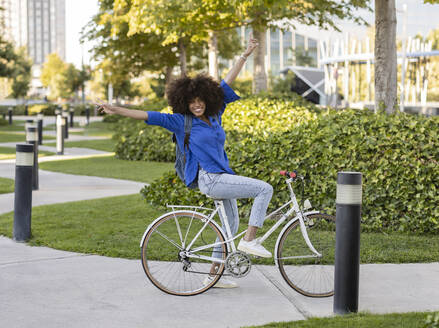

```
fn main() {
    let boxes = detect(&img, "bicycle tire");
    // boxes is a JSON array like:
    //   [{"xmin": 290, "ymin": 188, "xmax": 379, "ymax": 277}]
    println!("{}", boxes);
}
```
[
  {"xmin": 277, "ymin": 213, "xmax": 336, "ymax": 298},
  {"xmin": 141, "ymin": 211, "xmax": 227, "ymax": 296}
]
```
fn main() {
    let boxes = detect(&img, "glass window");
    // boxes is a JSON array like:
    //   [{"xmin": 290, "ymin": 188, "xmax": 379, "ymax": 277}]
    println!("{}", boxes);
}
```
[
  {"xmin": 308, "ymin": 38, "xmax": 318, "ymax": 67},
  {"xmin": 295, "ymin": 34, "xmax": 305, "ymax": 51},
  {"xmin": 283, "ymin": 30, "xmax": 293, "ymax": 68},
  {"xmin": 295, "ymin": 34, "xmax": 308, "ymax": 66},
  {"xmin": 270, "ymin": 28, "xmax": 280, "ymax": 75}
]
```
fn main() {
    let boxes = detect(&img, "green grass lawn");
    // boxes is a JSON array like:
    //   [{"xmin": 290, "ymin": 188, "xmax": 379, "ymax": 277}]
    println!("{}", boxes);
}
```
[
  {"xmin": 0, "ymin": 131, "xmax": 28, "ymax": 142},
  {"xmin": 246, "ymin": 311, "xmax": 438, "ymax": 328},
  {"xmin": 0, "ymin": 131, "xmax": 55, "ymax": 143},
  {"xmin": 44, "ymin": 138, "xmax": 116, "ymax": 152},
  {"xmin": 0, "ymin": 120, "xmax": 26, "ymax": 132},
  {"xmin": 39, "ymin": 155, "xmax": 173, "ymax": 183},
  {"xmin": 70, "ymin": 121, "xmax": 115, "ymax": 137},
  {"xmin": 0, "ymin": 193, "xmax": 437, "ymax": 263},
  {"xmin": 0, "ymin": 146, "xmax": 55, "ymax": 160},
  {"xmin": 0, "ymin": 176, "xmax": 14, "ymax": 194},
  {"xmin": 44, "ymin": 121, "xmax": 114, "ymax": 137}
]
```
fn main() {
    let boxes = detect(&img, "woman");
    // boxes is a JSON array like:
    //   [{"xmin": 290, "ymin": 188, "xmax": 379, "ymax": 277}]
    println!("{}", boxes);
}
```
[{"xmin": 95, "ymin": 37, "xmax": 273, "ymax": 289}]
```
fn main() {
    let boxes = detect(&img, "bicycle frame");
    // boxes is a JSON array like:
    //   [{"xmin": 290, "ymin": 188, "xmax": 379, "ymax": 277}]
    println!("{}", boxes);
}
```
[{"xmin": 142, "ymin": 177, "xmax": 323, "ymax": 266}]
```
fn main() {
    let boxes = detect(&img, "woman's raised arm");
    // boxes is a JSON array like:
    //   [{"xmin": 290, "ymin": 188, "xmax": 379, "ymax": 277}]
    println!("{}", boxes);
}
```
[
  {"xmin": 94, "ymin": 98, "xmax": 149, "ymax": 121},
  {"xmin": 223, "ymin": 35, "xmax": 259, "ymax": 86}
]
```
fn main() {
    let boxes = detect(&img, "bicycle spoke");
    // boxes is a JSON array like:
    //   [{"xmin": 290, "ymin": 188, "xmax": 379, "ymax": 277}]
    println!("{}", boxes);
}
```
[
  {"xmin": 154, "ymin": 229, "xmax": 182, "ymax": 250},
  {"xmin": 172, "ymin": 212, "xmax": 184, "ymax": 247},
  {"xmin": 183, "ymin": 213, "xmax": 195, "ymax": 247}
]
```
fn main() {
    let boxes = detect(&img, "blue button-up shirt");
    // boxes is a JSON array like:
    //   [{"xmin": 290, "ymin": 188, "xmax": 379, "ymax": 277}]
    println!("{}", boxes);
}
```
[{"xmin": 145, "ymin": 80, "xmax": 240, "ymax": 186}]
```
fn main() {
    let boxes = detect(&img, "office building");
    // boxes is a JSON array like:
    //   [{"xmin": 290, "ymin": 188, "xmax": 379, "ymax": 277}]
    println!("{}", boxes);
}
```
[{"xmin": 0, "ymin": 0, "xmax": 66, "ymax": 65}]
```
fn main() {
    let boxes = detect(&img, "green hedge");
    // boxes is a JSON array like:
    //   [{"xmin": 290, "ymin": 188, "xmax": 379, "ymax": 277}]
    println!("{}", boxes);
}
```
[
  {"xmin": 144, "ymin": 110, "xmax": 439, "ymax": 234},
  {"xmin": 113, "ymin": 95, "xmax": 439, "ymax": 234},
  {"xmin": 114, "ymin": 119, "xmax": 175, "ymax": 162}
]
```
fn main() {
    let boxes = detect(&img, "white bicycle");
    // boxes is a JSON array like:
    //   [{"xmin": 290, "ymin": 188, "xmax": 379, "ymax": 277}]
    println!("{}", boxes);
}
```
[{"xmin": 140, "ymin": 170, "xmax": 336, "ymax": 297}]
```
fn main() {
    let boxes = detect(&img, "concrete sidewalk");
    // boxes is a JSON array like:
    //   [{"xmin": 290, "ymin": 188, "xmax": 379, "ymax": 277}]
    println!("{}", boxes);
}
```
[{"xmin": 1, "ymin": 236, "xmax": 438, "ymax": 328}]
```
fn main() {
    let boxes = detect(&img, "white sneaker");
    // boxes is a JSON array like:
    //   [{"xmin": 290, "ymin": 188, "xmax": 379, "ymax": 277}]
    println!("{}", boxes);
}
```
[
  {"xmin": 203, "ymin": 275, "xmax": 238, "ymax": 289},
  {"xmin": 238, "ymin": 238, "xmax": 272, "ymax": 258}
]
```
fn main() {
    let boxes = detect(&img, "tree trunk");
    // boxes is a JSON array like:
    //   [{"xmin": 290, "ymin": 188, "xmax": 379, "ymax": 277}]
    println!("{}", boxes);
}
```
[
  {"xmin": 252, "ymin": 27, "xmax": 267, "ymax": 93},
  {"xmin": 208, "ymin": 31, "xmax": 219, "ymax": 80},
  {"xmin": 178, "ymin": 39, "xmax": 187, "ymax": 76},
  {"xmin": 165, "ymin": 66, "xmax": 174, "ymax": 87},
  {"xmin": 374, "ymin": 0, "xmax": 397, "ymax": 113},
  {"xmin": 164, "ymin": 66, "xmax": 174, "ymax": 99}
]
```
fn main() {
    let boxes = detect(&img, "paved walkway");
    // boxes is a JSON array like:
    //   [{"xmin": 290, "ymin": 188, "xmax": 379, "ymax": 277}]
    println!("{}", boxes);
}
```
[{"xmin": 0, "ymin": 134, "xmax": 438, "ymax": 328}]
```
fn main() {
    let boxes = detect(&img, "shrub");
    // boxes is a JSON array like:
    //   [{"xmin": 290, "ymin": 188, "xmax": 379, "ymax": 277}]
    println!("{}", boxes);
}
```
[
  {"xmin": 113, "ymin": 117, "xmax": 175, "ymax": 162},
  {"xmin": 0, "ymin": 105, "xmax": 25, "ymax": 115},
  {"xmin": 229, "ymin": 78, "xmax": 253, "ymax": 97},
  {"xmin": 28, "ymin": 104, "xmax": 58, "ymax": 116},
  {"xmin": 140, "ymin": 108, "xmax": 439, "ymax": 235}
]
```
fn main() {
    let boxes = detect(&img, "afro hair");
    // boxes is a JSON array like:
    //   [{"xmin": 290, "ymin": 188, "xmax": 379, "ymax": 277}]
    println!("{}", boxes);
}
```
[{"xmin": 166, "ymin": 73, "xmax": 224, "ymax": 117}]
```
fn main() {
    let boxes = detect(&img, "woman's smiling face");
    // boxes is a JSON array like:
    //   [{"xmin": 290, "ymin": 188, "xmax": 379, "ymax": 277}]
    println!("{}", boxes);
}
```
[{"xmin": 188, "ymin": 97, "xmax": 206, "ymax": 117}]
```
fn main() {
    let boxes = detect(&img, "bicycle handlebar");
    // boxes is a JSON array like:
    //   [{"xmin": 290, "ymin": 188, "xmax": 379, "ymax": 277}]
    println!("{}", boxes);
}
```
[{"xmin": 280, "ymin": 170, "xmax": 298, "ymax": 179}]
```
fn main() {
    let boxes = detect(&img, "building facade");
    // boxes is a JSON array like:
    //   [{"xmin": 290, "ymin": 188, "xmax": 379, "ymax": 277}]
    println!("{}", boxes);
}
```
[
  {"xmin": 0, "ymin": 0, "xmax": 66, "ymax": 94},
  {"xmin": 221, "ymin": 26, "xmax": 320, "ymax": 78},
  {"xmin": 1, "ymin": 0, "xmax": 65, "ymax": 65}
]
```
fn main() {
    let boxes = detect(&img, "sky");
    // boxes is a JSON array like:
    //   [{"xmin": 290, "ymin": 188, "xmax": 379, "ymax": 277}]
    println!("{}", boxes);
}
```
[
  {"xmin": 65, "ymin": 0, "xmax": 439, "ymax": 68},
  {"xmin": 65, "ymin": 0, "xmax": 99, "ymax": 68}
]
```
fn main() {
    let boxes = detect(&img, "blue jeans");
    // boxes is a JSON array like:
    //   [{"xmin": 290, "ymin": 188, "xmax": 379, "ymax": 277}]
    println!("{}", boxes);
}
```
[{"xmin": 198, "ymin": 169, "xmax": 273, "ymax": 259}]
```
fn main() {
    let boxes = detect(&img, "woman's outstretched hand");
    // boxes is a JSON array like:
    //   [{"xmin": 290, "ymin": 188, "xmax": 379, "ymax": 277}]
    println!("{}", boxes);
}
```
[
  {"xmin": 242, "ymin": 34, "xmax": 259, "ymax": 58},
  {"xmin": 94, "ymin": 98, "xmax": 117, "ymax": 115}
]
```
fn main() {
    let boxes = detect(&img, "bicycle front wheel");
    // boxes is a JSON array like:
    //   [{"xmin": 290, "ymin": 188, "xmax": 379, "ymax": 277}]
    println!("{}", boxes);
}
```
[
  {"xmin": 141, "ymin": 211, "xmax": 227, "ymax": 296},
  {"xmin": 277, "ymin": 213, "xmax": 336, "ymax": 298}
]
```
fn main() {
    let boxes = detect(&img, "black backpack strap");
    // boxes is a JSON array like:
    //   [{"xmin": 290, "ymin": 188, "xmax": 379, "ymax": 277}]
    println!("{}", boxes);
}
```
[{"xmin": 183, "ymin": 114, "xmax": 192, "ymax": 151}]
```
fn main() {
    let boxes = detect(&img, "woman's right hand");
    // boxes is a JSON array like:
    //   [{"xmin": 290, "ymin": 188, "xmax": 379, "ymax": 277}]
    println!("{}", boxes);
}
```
[{"xmin": 94, "ymin": 98, "xmax": 118, "ymax": 115}]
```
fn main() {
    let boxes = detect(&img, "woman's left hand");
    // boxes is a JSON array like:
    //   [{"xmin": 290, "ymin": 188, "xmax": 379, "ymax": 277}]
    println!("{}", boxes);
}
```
[{"xmin": 243, "ymin": 34, "xmax": 259, "ymax": 58}]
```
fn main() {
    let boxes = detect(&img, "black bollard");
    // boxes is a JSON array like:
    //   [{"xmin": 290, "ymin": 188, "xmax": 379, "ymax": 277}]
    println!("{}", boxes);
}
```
[
  {"xmin": 69, "ymin": 107, "xmax": 74, "ymax": 127},
  {"xmin": 13, "ymin": 144, "xmax": 34, "ymax": 242},
  {"xmin": 56, "ymin": 114, "xmax": 64, "ymax": 155},
  {"xmin": 334, "ymin": 172, "xmax": 362, "ymax": 315},
  {"xmin": 37, "ymin": 114, "xmax": 43, "ymax": 145},
  {"xmin": 26, "ymin": 125, "xmax": 39, "ymax": 190},
  {"xmin": 63, "ymin": 114, "xmax": 69, "ymax": 139},
  {"xmin": 8, "ymin": 107, "xmax": 12, "ymax": 125},
  {"xmin": 24, "ymin": 105, "xmax": 28, "ymax": 116},
  {"xmin": 85, "ymin": 107, "xmax": 90, "ymax": 125}
]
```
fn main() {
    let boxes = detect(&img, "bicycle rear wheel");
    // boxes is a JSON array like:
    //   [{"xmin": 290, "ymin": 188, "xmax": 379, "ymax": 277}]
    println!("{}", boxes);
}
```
[
  {"xmin": 277, "ymin": 213, "xmax": 336, "ymax": 297},
  {"xmin": 141, "ymin": 211, "xmax": 227, "ymax": 296}
]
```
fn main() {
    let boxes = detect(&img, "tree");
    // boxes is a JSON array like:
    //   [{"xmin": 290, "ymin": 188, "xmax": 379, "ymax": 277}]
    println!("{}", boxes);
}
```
[
  {"xmin": 0, "ymin": 37, "xmax": 16, "ymax": 77},
  {"xmin": 85, "ymin": 0, "xmax": 242, "ymax": 94},
  {"xmin": 83, "ymin": 0, "xmax": 180, "ymax": 85},
  {"xmin": 118, "ymin": 0, "xmax": 239, "ymax": 77},
  {"xmin": 97, "ymin": 58, "xmax": 140, "ymax": 102},
  {"xmin": 120, "ymin": 0, "xmax": 370, "ymax": 92},
  {"xmin": 10, "ymin": 47, "xmax": 32, "ymax": 100},
  {"xmin": 374, "ymin": 0, "xmax": 439, "ymax": 113},
  {"xmin": 64, "ymin": 64, "xmax": 81, "ymax": 99},
  {"xmin": 374, "ymin": 0, "xmax": 397, "ymax": 113},
  {"xmin": 40, "ymin": 53, "xmax": 70, "ymax": 100}
]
